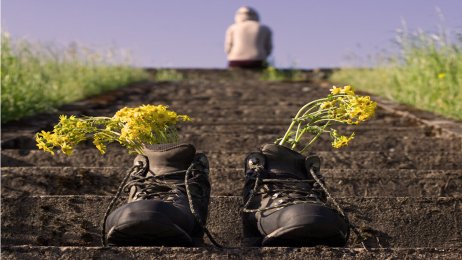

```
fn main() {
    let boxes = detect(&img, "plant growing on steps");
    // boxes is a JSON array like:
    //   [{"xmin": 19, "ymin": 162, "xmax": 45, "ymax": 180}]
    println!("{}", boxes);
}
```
[
  {"xmin": 260, "ymin": 66, "xmax": 306, "ymax": 82},
  {"xmin": 154, "ymin": 69, "xmax": 184, "ymax": 82},
  {"xmin": 35, "ymin": 105, "xmax": 190, "ymax": 155},
  {"xmin": 277, "ymin": 85, "xmax": 377, "ymax": 153}
]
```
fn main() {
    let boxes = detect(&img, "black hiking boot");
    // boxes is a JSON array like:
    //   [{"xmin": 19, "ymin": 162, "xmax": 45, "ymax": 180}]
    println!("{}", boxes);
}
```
[
  {"xmin": 242, "ymin": 144, "xmax": 350, "ymax": 247},
  {"xmin": 102, "ymin": 143, "xmax": 212, "ymax": 246}
]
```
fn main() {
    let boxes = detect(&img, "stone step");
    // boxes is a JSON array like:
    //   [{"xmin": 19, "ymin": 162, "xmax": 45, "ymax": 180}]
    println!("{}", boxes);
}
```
[
  {"xmin": 185, "ymin": 124, "xmax": 437, "ymax": 135},
  {"xmin": 87, "ymin": 82, "xmax": 395, "ymax": 109},
  {"xmin": 61, "ymin": 112, "xmax": 421, "ymax": 127},
  {"xmin": 2, "ymin": 246, "xmax": 461, "ymax": 259},
  {"xmin": 2, "ymin": 149, "xmax": 461, "ymax": 170},
  {"xmin": 167, "ymin": 104, "xmax": 399, "ymax": 118},
  {"xmin": 2, "ymin": 124, "xmax": 425, "ymax": 152},
  {"xmin": 95, "ymin": 84, "xmax": 327, "ymax": 102},
  {"xmin": 183, "ymin": 114, "xmax": 418, "ymax": 127},
  {"xmin": 178, "ymin": 135, "xmax": 459, "ymax": 153},
  {"xmin": 1, "ymin": 125, "xmax": 437, "ymax": 147},
  {"xmin": 1, "ymin": 122, "xmax": 424, "ymax": 144},
  {"xmin": 0, "ymin": 96, "xmax": 410, "ymax": 118},
  {"xmin": 2, "ymin": 196, "xmax": 461, "ymax": 248},
  {"xmin": 2, "ymin": 167, "xmax": 461, "ymax": 197},
  {"xmin": 2, "ymin": 131, "xmax": 458, "ymax": 152},
  {"xmin": 0, "ymin": 117, "xmax": 421, "ymax": 141},
  {"xmin": 183, "ymin": 125, "xmax": 436, "ymax": 135},
  {"xmin": 207, "ymin": 151, "xmax": 462, "ymax": 170},
  {"xmin": 0, "ymin": 108, "xmax": 420, "ymax": 135},
  {"xmin": 98, "ymin": 89, "xmax": 327, "ymax": 104},
  {"xmin": 177, "ymin": 107, "xmax": 413, "ymax": 123}
]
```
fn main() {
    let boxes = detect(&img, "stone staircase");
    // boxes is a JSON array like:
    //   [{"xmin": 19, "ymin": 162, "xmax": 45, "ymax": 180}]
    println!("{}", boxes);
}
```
[{"xmin": 2, "ymin": 70, "xmax": 462, "ymax": 259}]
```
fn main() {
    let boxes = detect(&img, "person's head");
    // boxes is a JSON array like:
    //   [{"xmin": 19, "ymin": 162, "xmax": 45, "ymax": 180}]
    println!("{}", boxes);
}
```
[{"xmin": 234, "ymin": 6, "xmax": 259, "ymax": 23}]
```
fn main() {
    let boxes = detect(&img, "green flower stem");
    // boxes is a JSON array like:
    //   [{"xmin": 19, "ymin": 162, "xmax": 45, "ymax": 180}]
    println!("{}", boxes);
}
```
[
  {"xmin": 312, "ymin": 118, "xmax": 346, "ymax": 125},
  {"xmin": 83, "ymin": 116, "xmax": 112, "ymax": 122},
  {"xmin": 300, "ymin": 122, "xmax": 330, "ymax": 154},
  {"xmin": 293, "ymin": 122, "xmax": 303, "ymax": 145},
  {"xmin": 300, "ymin": 107, "xmax": 331, "ymax": 118},
  {"xmin": 290, "ymin": 110, "xmax": 332, "ymax": 150},
  {"xmin": 298, "ymin": 104, "xmax": 320, "ymax": 118},
  {"xmin": 299, "ymin": 109, "xmax": 330, "ymax": 121},
  {"xmin": 279, "ymin": 120, "xmax": 299, "ymax": 146},
  {"xmin": 291, "ymin": 127, "xmax": 308, "ymax": 149},
  {"xmin": 299, "ymin": 95, "xmax": 352, "ymax": 119},
  {"xmin": 279, "ymin": 98, "xmax": 329, "ymax": 146}
]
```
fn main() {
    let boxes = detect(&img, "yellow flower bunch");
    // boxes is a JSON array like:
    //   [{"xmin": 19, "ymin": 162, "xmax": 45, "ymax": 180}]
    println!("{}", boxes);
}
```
[
  {"xmin": 321, "ymin": 86, "xmax": 376, "ymax": 125},
  {"xmin": 36, "ymin": 105, "xmax": 190, "ymax": 155},
  {"xmin": 330, "ymin": 130, "xmax": 355, "ymax": 149},
  {"xmin": 36, "ymin": 115, "xmax": 96, "ymax": 155},
  {"xmin": 277, "ymin": 85, "xmax": 377, "ymax": 153}
]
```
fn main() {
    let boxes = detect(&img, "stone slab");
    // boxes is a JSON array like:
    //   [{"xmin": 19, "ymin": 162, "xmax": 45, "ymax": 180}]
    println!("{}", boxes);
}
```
[{"xmin": 1, "ymin": 196, "xmax": 461, "ymax": 248}]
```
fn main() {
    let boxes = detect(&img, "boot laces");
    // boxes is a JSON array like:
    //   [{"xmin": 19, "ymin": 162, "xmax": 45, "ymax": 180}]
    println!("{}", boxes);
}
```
[
  {"xmin": 243, "ymin": 166, "xmax": 325, "ymax": 213},
  {"xmin": 124, "ymin": 171, "xmax": 184, "ymax": 201},
  {"xmin": 101, "ymin": 158, "xmax": 223, "ymax": 248},
  {"xmin": 242, "ymin": 164, "xmax": 352, "ymax": 243}
]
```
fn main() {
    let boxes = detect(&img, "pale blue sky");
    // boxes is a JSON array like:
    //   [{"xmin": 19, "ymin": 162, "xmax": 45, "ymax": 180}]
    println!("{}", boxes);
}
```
[{"xmin": 2, "ymin": 0, "xmax": 462, "ymax": 69}]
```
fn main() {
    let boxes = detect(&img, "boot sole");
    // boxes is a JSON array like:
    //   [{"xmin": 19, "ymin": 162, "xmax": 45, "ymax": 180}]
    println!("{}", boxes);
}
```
[
  {"xmin": 261, "ymin": 224, "xmax": 347, "ymax": 247},
  {"xmin": 106, "ymin": 212, "xmax": 194, "ymax": 246}
]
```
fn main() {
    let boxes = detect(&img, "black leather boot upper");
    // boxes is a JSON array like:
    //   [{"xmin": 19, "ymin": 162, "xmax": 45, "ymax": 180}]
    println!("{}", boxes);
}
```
[
  {"xmin": 104, "ymin": 143, "xmax": 211, "ymax": 246},
  {"xmin": 242, "ymin": 144, "xmax": 349, "ymax": 246}
]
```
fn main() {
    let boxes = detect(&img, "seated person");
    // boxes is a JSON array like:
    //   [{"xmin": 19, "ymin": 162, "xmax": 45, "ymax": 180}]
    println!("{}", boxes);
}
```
[{"xmin": 225, "ymin": 6, "xmax": 273, "ymax": 69}]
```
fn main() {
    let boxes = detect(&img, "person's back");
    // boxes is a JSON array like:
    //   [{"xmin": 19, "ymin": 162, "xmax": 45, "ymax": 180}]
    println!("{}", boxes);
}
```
[{"xmin": 225, "ymin": 6, "xmax": 272, "ymax": 69}]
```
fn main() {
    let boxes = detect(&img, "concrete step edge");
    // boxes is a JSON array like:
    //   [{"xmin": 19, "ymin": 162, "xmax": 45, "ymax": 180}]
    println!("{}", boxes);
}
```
[
  {"xmin": 3, "ymin": 166, "xmax": 462, "ymax": 176},
  {"xmin": 3, "ymin": 167, "xmax": 461, "ymax": 197},
  {"xmin": 2, "ymin": 245, "xmax": 462, "ymax": 259}
]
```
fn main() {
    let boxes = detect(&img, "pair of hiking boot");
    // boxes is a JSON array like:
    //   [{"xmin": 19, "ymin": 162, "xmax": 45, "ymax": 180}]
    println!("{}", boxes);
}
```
[{"xmin": 103, "ymin": 143, "xmax": 350, "ymax": 247}]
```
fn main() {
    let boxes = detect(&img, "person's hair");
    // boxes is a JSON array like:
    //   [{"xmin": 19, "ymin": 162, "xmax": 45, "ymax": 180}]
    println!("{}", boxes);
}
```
[{"xmin": 235, "ymin": 6, "xmax": 259, "ymax": 22}]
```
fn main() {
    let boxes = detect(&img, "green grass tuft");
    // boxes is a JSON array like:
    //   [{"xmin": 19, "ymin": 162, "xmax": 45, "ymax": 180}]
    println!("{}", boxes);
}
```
[
  {"xmin": 1, "ymin": 33, "xmax": 149, "ymax": 123},
  {"xmin": 260, "ymin": 66, "xmax": 306, "ymax": 82},
  {"xmin": 331, "ymin": 26, "xmax": 462, "ymax": 120},
  {"xmin": 153, "ymin": 69, "xmax": 183, "ymax": 82}
]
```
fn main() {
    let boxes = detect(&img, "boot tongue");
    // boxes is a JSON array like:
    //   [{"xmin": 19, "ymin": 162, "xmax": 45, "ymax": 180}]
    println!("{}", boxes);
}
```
[
  {"xmin": 141, "ymin": 143, "xmax": 196, "ymax": 176},
  {"xmin": 261, "ymin": 144, "xmax": 307, "ymax": 179}
]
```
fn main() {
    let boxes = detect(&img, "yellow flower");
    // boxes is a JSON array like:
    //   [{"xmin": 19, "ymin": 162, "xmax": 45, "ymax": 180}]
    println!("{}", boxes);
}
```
[
  {"xmin": 341, "ymin": 85, "xmax": 355, "ymax": 95},
  {"xmin": 36, "ymin": 134, "xmax": 55, "ymax": 155},
  {"xmin": 61, "ymin": 142, "xmax": 73, "ymax": 155},
  {"xmin": 330, "ymin": 86, "xmax": 341, "ymax": 95},
  {"xmin": 37, "ymin": 130, "xmax": 53, "ymax": 142},
  {"xmin": 332, "ymin": 133, "xmax": 355, "ymax": 148},
  {"xmin": 59, "ymin": 115, "xmax": 67, "ymax": 122},
  {"xmin": 438, "ymin": 72, "xmax": 446, "ymax": 79},
  {"xmin": 320, "ymin": 101, "xmax": 332, "ymax": 109},
  {"xmin": 93, "ymin": 140, "xmax": 107, "ymax": 154}
]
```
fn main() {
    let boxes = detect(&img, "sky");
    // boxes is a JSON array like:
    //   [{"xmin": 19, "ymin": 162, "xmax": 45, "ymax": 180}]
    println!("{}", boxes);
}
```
[{"xmin": 2, "ymin": 0, "xmax": 462, "ymax": 69}]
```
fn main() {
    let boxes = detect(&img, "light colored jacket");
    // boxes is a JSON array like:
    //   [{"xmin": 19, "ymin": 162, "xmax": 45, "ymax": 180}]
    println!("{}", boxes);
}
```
[{"xmin": 225, "ymin": 7, "xmax": 272, "ymax": 61}]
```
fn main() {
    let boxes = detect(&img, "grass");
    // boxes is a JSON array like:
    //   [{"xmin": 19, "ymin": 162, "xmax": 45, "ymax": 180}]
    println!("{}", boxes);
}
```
[
  {"xmin": 153, "ymin": 69, "xmax": 183, "ymax": 82},
  {"xmin": 1, "ymin": 33, "xmax": 149, "ymax": 123},
  {"xmin": 331, "ymin": 26, "xmax": 462, "ymax": 121},
  {"xmin": 260, "ymin": 66, "xmax": 306, "ymax": 82}
]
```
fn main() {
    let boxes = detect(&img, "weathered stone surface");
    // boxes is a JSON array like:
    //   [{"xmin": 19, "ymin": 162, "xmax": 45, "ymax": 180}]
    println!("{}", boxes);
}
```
[
  {"xmin": 2, "ymin": 132, "xmax": 459, "ymax": 152},
  {"xmin": 2, "ymin": 196, "xmax": 461, "ymax": 247},
  {"xmin": 2, "ymin": 246, "xmax": 462, "ymax": 260},
  {"xmin": 2, "ymin": 69, "xmax": 462, "ymax": 259},
  {"xmin": 2, "ymin": 167, "xmax": 461, "ymax": 197},
  {"xmin": 3, "ymin": 149, "xmax": 461, "ymax": 170}
]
